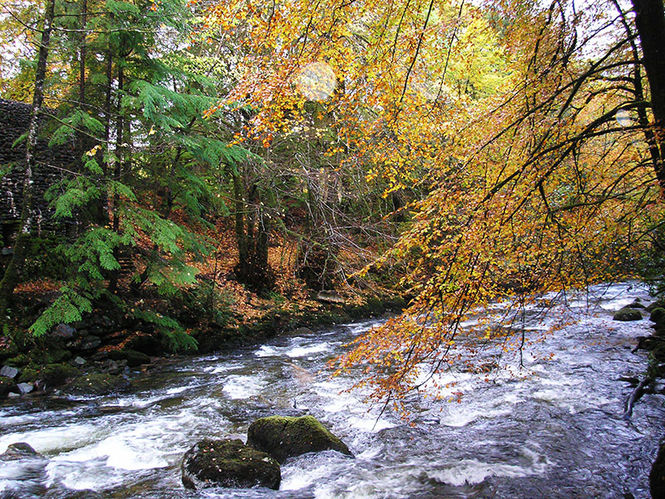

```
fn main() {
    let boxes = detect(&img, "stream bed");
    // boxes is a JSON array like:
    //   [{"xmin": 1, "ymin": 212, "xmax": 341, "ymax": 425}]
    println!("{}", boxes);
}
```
[{"xmin": 1, "ymin": 282, "xmax": 664, "ymax": 498}]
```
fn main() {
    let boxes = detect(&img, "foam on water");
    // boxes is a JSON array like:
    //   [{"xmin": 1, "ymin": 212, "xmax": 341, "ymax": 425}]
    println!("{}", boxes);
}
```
[
  {"xmin": 285, "ymin": 342, "xmax": 331, "ymax": 358},
  {"xmin": 222, "ymin": 374, "xmax": 266, "ymax": 399},
  {"xmin": 0, "ymin": 423, "xmax": 105, "ymax": 455},
  {"xmin": 427, "ymin": 449, "xmax": 549, "ymax": 486}
]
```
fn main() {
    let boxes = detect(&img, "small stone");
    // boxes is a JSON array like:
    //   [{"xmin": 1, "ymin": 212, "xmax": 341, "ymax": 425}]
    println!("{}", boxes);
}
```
[
  {"xmin": 73, "ymin": 356, "xmax": 86, "ymax": 366},
  {"xmin": 0, "ymin": 366, "xmax": 19, "ymax": 379},
  {"xmin": 17, "ymin": 382, "xmax": 34, "ymax": 394}
]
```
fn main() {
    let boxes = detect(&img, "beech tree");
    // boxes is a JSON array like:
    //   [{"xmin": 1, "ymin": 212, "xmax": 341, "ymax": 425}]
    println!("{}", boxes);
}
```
[{"xmin": 200, "ymin": 0, "xmax": 665, "ymax": 410}]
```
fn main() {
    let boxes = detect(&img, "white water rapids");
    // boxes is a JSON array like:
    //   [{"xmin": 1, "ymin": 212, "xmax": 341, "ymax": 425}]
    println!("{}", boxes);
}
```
[{"xmin": 0, "ymin": 282, "xmax": 664, "ymax": 498}]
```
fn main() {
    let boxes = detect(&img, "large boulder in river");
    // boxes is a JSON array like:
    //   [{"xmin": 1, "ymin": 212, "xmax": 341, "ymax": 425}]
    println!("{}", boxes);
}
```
[
  {"xmin": 613, "ymin": 307, "xmax": 642, "ymax": 321},
  {"xmin": 181, "ymin": 439, "xmax": 280, "ymax": 490},
  {"xmin": 247, "ymin": 415, "xmax": 352, "ymax": 463}
]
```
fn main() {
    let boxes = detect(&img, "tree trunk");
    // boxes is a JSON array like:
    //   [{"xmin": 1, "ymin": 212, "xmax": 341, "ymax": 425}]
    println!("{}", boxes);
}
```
[
  {"xmin": 232, "ymin": 172, "xmax": 273, "ymax": 293},
  {"xmin": 78, "ymin": 0, "xmax": 87, "ymax": 117},
  {"xmin": 0, "ymin": 0, "xmax": 56, "ymax": 318},
  {"xmin": 109, "ymin": 64, "xmax": 124, "ymax": 292},
  {"xmin": 631, "ymin": 0, "xmax": 665, "ymax": 189}
]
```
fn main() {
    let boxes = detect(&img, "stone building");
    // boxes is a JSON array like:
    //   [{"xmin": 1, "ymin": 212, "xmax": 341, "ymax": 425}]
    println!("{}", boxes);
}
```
[{"xmin": 0, "ymin": 98, "xmax": 78, "ymax": 249}]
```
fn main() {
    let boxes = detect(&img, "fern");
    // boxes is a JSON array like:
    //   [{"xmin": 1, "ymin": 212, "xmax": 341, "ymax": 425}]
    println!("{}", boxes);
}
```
[
  {"xmin": 30, "ymin": 287, "xmax": 92, "ymax": 337},
  {"xmin": 132, "ymin": 308, "xmax": 198, "ymax": 352}
]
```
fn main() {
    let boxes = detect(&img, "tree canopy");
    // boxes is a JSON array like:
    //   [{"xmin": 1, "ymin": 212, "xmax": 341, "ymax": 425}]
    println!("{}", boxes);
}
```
[{"xmin": 1, "ymin": 0, "xmax": 664, "ymax": 411}]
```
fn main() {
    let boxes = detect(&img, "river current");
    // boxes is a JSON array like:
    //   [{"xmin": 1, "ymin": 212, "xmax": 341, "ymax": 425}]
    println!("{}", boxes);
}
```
[{"xmin": 1, "ymin": 282, "xmax": 664, "ymax": 498}]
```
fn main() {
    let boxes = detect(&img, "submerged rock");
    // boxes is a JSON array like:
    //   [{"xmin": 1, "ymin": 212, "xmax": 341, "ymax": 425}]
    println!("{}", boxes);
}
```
[
  {"xmin": 1, "ymin": 442, "xmax": 44, "ymax": 461},
  {"xmin": 613, "ymin": 307, "xmax": 642, "ymax": 321},
  {"xmin": 181, "ymin": 438, "xmax": 280, "ymax": 490},
  {"xmin": 247, "ymin": 415, "xmax": 352, "ymax": 463}
]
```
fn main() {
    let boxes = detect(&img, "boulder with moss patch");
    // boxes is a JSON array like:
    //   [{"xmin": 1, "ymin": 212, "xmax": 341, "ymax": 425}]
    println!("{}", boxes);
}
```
[
  {"xmin": 40, "ymin": 363, "xmax": 79, "ymax": 388},
  {"xmin": 613, "ymin": 307, "xmax": 642, "ymax": 321},
  {"xmin": 65, "ymin": 373, "xmax": 129, "ymax": 395},
  {"xmin": 247, "ymin": 415, "xmax": 352, "ymax": 463},
  {"xmin": 181, "ymin": 439, "xmax": 280, "ymax": 490}
]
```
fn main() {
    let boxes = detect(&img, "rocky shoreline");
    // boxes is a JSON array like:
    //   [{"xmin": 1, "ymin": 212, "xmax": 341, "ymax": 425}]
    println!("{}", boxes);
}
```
[{"xmin": 0, "ymin": 296, "xmax": 406, "ymax": 401}]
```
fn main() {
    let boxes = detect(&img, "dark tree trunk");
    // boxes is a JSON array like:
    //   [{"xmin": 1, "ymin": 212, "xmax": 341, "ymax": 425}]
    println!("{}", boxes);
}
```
[
  {"xmin": 233, "ymin": 172, "xmax": 273, "ymax": 293},
  {"xmin": 632, "ymin": 0, "xmax": 665, "ymax": 189},
  {"xmin": 78, "ymin": 0, "xmax": 87, "ymax": 117},
  {"xmin": 0, "ymin": 0, "xmax": 56, "ymax": 317},
  {"xmin": 109, "ymin": 65, "xmax": 124, "ymax": 292}
]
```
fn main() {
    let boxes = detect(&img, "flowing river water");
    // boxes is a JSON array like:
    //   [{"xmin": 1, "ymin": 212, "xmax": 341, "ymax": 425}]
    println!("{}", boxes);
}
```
[{"xmin": 1, "ymin": 282, "xmax": 665, "ymax": 498}]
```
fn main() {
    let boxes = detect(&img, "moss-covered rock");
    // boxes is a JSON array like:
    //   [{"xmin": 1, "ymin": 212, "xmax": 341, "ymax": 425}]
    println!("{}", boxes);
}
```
[
  {"xmin": 247, "ymin": 415, "xmax": 352, "ymax": 463},
  {"xmin": 181, "ymin": 438, "xmax": 280, "ymax": 490},
  {"xmin": 647, "ymin": 300, "xmax": 665, "ymax": 312},
  {"xmin": 65, "ymin": 373, "xmax": 129, "ymax": 395},
  {"xmin": 40, "ymin": 363, "xmax": 79, "ymax": 388},
  {"xmin": 0, "ymin": 376, "xmax": 16, "ymax": 398},
  {"xmin": 18, "ymin": 366, "xmax": 40, "ymax": 383},
  {"xmin": 108, "ymin": 349, "xmax": 150, "ymax": 367},
  {"xmin": 613, "ymin": 307, "xmax": 642, "ymax": 321},
  {"xmin": 651, "ymin": 307, "xmax": 665, "ymax": 324},
  {"xmin": 6, "ymin": 354, "xmax": 30, "ymax": 367},
  {"xmin": 45, "ymin": 348, "xmax": 72, "ymax": 364}
]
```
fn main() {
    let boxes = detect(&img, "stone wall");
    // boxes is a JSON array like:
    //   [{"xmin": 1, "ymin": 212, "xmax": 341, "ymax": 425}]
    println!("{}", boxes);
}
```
[{"xmin": 0, "ymin": 98, "xmax": 78, "ymax": 244}]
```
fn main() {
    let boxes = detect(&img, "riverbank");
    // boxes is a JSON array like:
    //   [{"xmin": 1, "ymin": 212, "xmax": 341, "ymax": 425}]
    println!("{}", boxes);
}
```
[{"xmin": 0, "ymin": 292, "xmax": 407, "ymax": 400}]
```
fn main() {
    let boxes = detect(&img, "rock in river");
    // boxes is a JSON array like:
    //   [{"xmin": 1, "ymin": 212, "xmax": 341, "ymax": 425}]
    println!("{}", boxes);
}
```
[
  {"xmin": 247, "ymin": 415, "xmax": 352, "ymax": 463},
  {"xmin": 613, "ymin": 307, "xmax": 642, "ymax": 321},
  {"xmin": 181, "ymin": 438, "xmax": 280, "ymax": 490}
]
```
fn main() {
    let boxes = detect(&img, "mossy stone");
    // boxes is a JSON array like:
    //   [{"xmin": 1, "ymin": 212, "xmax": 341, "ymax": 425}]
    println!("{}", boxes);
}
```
[
  {"xmin": 18, "ymin": 367, "xmax": 40, "ymax": 383},
  {"xmin": 0, "ymin": 376, "xmax": 15, "ymax": 398},
  {"xmin": 41, "ymin": 363, "xmax": 79, "ymax": 387},
  {"xmin": 6, "ymin": 354, "xmax": 30, "ymax": 367},
  {"xmin": 66, "ymin": 373, "xmax": 129, "ymax": 395},
  {"xmin": 247, "ymin": 415, "xmax": 352, "ymax": 463},
  {"xmin": 613, "ymin": 307, "xmax": 642, "ymax": 321},
  {"xmin": 651, "ymin": 307, "xmax": 665, "ymax": 325},
  {"xmin": 45, "ymin": 348, "xmax": 72, "ymax": 364},
  {"xmin": 181, "ymin": 438, "xmax": 280, "ymax": 490}
]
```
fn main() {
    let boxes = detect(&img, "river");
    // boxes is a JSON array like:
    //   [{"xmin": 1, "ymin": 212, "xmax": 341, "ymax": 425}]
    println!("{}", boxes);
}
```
[{"xmin": 1, "ymin": 282, "xmax": 664, "ymax": 498}]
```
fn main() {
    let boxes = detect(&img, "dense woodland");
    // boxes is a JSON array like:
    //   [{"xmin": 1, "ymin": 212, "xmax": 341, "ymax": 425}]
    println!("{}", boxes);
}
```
[{"xmin": 1, "ymin": 0, "xmax": 665, "ymax": 409}]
